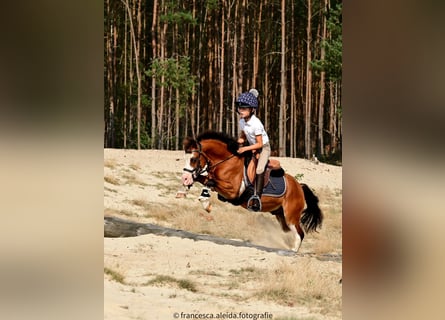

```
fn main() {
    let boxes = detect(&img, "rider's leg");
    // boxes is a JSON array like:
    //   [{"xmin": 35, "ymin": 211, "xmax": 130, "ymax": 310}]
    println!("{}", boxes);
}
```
[
  {"xmin": 250, "ymin": 172, "xmax": 264, "ymax": 211},
  {"xmin": 250, "ymin": 143, "xmax": 271, "ymax": 212}
]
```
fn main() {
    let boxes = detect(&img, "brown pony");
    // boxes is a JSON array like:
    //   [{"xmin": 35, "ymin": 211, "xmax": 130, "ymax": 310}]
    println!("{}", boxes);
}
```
[{"xmin": 182, "ymin": 131, "xmax": 323, "ymax": 251}]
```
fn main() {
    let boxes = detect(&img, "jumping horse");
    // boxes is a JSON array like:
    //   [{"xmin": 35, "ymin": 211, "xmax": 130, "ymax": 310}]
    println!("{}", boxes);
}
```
[{"xmin": 181, "ymin": 131, "xmax": 323, "ymax": 251}]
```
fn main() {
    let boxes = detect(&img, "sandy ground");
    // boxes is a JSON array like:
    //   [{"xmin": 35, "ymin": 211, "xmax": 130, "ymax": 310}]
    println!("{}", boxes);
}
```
[{"xmin": 104, "ymin": 149, "xmax": 342, "ymax": 320}]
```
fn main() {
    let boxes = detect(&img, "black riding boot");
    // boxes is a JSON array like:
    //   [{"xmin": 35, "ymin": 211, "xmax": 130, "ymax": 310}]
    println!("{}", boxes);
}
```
[{"xmin": 250, "ymin": 173, "xmax": 265, "ymax": 212}]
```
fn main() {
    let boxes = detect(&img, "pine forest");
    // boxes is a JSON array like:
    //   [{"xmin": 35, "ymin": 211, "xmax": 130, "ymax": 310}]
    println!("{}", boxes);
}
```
[{"xmin": 104, "ymin": 0, "xmax": 342, "ymax": 162}]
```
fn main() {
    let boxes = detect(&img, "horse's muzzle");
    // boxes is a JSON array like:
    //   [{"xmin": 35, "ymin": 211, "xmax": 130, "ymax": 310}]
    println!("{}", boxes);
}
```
[{"xmin": 182, "ymin": 172, "xmax": 194, "ymax": 186}]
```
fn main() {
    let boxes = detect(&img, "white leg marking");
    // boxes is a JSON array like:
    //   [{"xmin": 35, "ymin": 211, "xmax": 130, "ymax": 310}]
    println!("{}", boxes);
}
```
[{"xmin": 289, "ymin": 224, "xmax": 302, "ymax": 252}]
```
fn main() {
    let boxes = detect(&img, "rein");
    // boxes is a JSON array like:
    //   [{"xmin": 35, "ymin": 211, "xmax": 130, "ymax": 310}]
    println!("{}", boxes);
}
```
[{"xmin": 209, "ymin": 153, "xmax": 236, "ymax": 169}]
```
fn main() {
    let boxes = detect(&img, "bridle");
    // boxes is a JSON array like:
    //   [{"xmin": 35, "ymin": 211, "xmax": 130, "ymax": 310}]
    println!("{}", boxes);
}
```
[{"xmin": 184, "ymin": 141, "xmax": 236, "ymax": 180}]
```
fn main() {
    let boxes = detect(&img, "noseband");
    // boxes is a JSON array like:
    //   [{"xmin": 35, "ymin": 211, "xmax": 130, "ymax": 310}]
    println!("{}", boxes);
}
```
[{"xmin": 185, "ymin": 141, "xmax": 236, "ymax": 180}]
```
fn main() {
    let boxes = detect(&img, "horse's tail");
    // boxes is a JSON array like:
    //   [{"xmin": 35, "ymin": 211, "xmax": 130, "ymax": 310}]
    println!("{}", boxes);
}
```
[{"xmin": 300, "ymin": 183, "xmax": 323, "ymax": 233}]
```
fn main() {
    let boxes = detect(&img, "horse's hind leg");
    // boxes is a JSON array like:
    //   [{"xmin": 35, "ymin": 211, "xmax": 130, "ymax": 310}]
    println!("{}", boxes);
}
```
[
  {"xmin": 271, "ymin": 208, "xmax": 290, "ymax": 232},
  {"xmin": 288, "ymin": 223, "xmax": 305, "ymax": 252},
  {"xmin": 272, "ymin": 207, "xmax": 304, "ymax": 252},
  {"xmin": 282, "ymin": 199, "xmax": 305, "ymax": 251}
]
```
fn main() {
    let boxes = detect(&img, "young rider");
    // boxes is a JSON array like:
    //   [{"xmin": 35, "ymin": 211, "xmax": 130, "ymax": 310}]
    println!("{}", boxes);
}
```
[{"xmin": 236, "ymin": 88, "xmax": 271, "ymax": 212}]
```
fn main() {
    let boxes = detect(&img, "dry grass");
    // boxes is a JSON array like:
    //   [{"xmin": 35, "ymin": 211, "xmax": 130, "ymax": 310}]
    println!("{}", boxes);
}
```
[
  {"xmin": 104, "ymin": 267, "xmax": 125, "ymax": 284},
  {"xmin": 127, "ymin": 195, "xmax": 264, "ymax": 241},
  {"xmin": 226, "ymin": 267, "xmax": 266, "ymax": 292},
  {"xmin": 131, "ymin": 198, "xmax": 148, "ymax": 208},
  {"xmin": 122, "ymin": 172, "xmax": 148, "ymax": 186},
  {"xmin": 194, "ymin": 260, "xmax": 341, "ymax": 316},
  {"xmin": 104, "ymin": 159, "xmax": 117, "ymax": 169},
  {"xmin": 188, "ymin": 270, "xmax": 223, "ymax": 277},
  {"xmin": 144, "ymin": 275, "xmax": 198, "ymax": 292},
  {"xmin": 307, "ymin": 187, "xmax": 342, "ymax": 254},
  {"xmin": 104, "ymin": 208, "xmax": 137, "ymax": 218},
  {"xmin": 142, "ymin": 190, "xmax": 340, "ymax": 254},
  {"xmin": 104, "ymin": 175, "xmax": 120, "ymax": 185},
  {"xmin": 175, "ymin": 204, "xmax": 261, "ymax": 241},
  {"xmin": 254, "ymin": 260, "xmax": 341, "ymax": 314},
  {"xmin": 130, "ymin": 199, "xmax": 177, "ymax": 221},
  {"xmin": 104, "ymin": 157, "xmax": 298, "ymax": 247},
  {"xmin": 130, "ymin": 185, "xmax": 342, "ymax": 254},
  {"xmin": 152, "ymin": 182, "xmax": 181, "ymax": 195},
  {"xmin": 105, "ymin": 165, "xmax": 341, "ymax": 255},
  {"xmin": 104, "ymin": 186, "xmax": 118, "ymax": 193},
  {"xmin": 129, "ymin": 163, "xmax": 141, "ymax": 171}
]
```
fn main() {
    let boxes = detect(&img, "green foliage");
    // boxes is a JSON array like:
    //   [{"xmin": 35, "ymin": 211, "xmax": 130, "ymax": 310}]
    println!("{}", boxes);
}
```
[
  {"xmin": 160, "ymin": 11, "xmax": 197, "ymax": 25},
  {"xmin": 206, "ymin": 0, "xmax": 219, "ymax": 11},
  {"xmin": 319, "ymin": 152, "xmax": 342, "ymax": 166},
  {"xmin": 104, "ymin": 0, "xmax": 343, "ymax": 155},
  {"xmin": 311, "ymin": 3, "xmax": 342, "ymax": 81},
  {"xmin": 146, "ymin": 57, "xmax": 193, "ymax": 88},
  {"xmin": 141, "ymin": 94, "xmax": 151, "ymax": 107},
  {"xmin": 160, "ymin": 1, "xmax": 196, "ymax": 25},
  {"xmin": 128, "ymin": 125, "xmax": 150, "ymax": 149},
  {"xmin": 146, "ymin": 56, "xmax": 196, "ymax": 105}
]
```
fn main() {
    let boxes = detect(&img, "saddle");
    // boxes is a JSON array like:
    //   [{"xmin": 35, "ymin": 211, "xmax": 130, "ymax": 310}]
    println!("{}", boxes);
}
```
[
  {"xmin": 217, "ymin": 154, "xmax": 286, "ymax": 206},
  {"xmin": 245, "ymin": 154, "xmax": 284, "ymax": 188}
]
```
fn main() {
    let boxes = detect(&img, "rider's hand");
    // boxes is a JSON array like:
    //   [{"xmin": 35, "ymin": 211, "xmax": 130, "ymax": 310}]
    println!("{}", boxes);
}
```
[{"xmin": 238, "ymin": 147, "xmax": 247, "ymax": 154}]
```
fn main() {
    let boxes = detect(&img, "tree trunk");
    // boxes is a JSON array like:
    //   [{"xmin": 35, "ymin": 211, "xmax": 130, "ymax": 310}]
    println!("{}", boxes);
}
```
[
  {"xmin": 158, "ymin": 8, "xmax": 167, "ymax": 149},
  {"xmin": 102, "ymin": 0, "xmax": 341, "ymax": 155},
  {"xmin": 318, "ymin": 0, "xmax": 328, "ymax": 156},
  {"xmin": 279, "ymin": 0, "xmax": 287, "ymax": 157},
  {"xmin": 329, "ymin": 80, "xmax": 336, "ymax": 154},
  {"xmin": 106, "ymin": 0, "xmax": 115, "ymax": 148},
  {"xmin": 231, "ymin": 0, "xmax": 239, "ymax": 137},
  {"xmin": 150, "ymin": 0, "xmax": 158, "ymax": 149},
  {"xmin": 122, "ymin": 0, "xmax": 142, "ymax": 150},
  {"xmin": 218, "ymin": 4, "xmax": 225, "ymax": 132},
  {"xmin": 174, "ymin": 22, "xmax": 180, "ymax": 150},
  {"xmin": 305, "ymin": 0, "xmax": 313, "ymax": 159},
  {"xmin": 123, "ymin": 8, "xmax": 128, "ymax": 148},
  {"xmin": 237, "ymin": 0, "xmax": 246, "ymax": 93},
  {"xmin": 290, "ymin": 0, "xmax": 296, "ymax": 157},
  {"xmin": 252, "ymin": 1, "xmax": 262, "ymax": 89}
]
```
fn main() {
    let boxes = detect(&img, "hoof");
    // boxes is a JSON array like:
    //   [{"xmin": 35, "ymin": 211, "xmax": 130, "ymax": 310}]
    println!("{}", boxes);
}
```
[{"xmin": 175, "ymin": 191, "xmax": 187, "ymax": 198}]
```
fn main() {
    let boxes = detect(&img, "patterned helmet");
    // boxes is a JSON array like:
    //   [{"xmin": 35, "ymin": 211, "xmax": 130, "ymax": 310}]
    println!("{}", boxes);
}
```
[{"xmin": 236, "ymin": 89, "xmax": 259, "ymax": 108}]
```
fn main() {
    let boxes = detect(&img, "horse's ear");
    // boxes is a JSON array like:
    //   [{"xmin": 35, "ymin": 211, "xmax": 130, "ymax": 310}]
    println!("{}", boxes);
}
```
[{"xmin": 183, "ymin": 137, "xmax": 196, "ymax": 153}]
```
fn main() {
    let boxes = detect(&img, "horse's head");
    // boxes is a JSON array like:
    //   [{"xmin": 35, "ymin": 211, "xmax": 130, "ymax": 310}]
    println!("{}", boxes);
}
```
[
  {"xmin": 181, "ymin": 132, "xmax": 241, "ymax": 187},
  {"xmin": 181, "ymin": 137, "xmax": 209, "ymax": 186}
]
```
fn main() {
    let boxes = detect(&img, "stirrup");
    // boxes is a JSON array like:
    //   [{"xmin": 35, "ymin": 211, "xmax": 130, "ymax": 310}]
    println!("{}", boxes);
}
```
[{"xmin": 247, "ymin": 195, "xmax": 262, "ymax": 212}]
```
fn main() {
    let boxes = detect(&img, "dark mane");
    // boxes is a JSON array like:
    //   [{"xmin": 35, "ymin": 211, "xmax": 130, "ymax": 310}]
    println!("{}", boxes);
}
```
[{"xmin": 197, "ymin": 131, "xmax": 240, "ymax": 155}]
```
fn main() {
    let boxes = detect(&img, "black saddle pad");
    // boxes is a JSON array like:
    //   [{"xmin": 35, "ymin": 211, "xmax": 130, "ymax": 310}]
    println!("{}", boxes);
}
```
[
  {"xmin": 244, "ymin": 170, "xmax": 287, "ymax": 198},
  {"xmin": 262, "ymin": 175, "xmax": 286, "ymax": 197}
]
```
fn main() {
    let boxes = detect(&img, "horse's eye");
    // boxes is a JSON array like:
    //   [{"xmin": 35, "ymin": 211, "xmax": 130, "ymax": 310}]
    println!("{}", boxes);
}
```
[{"xmin": 190, "ymin": 157, "xmax": 199, "ymax": 165}]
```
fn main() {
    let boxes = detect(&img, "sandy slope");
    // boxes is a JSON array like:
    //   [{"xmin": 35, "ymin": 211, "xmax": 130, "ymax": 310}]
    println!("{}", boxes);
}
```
[{"xmin": 104, "ymin": 149, "xmax": 342, "ymax": 320}]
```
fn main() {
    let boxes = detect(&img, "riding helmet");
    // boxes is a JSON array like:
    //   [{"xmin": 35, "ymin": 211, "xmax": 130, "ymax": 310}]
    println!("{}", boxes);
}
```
[{"xmin": 236, "ymin": 88, "xmax": 259, "ymax": 108}]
